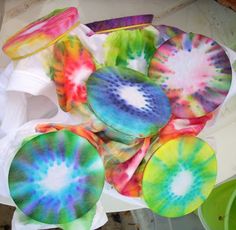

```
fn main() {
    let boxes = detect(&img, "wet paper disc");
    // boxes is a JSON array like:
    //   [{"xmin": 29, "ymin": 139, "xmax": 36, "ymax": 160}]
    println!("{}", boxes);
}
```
[
  {"xmin": 51, "ymin": 35, "xmax": 96, "ymax": 112},
  {"xmin": 103, "ymin": 29, "xmax": 157, "ymax": 74},
  {"xmin": 8, "ymin": 130, "xmax": 105, "ymax": 224},
  {"xmin": 142, "ymin": 136, "xmax": 217, "ymax": 217},
  {"xmin": 149, "ymin": 32, "xmax": 232, "ymax": 118},
  {"xmin": 87, "ymin": 66, "xmax": 171, "ymax": 138},
  {"xmin": 3, "ymin": 7, "xmax": 79, "ymax": 60}
]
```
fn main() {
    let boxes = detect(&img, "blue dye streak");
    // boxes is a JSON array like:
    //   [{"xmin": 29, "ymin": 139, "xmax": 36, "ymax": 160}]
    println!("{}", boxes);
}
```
[{"xmin": 183, "ymin": 36, "xmax": 192, "ymax": 52}]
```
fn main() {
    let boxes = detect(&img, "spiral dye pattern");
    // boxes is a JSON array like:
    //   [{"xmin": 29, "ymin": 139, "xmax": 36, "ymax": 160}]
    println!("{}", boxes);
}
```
[{"xmin": 159, "ymin": 113, "xmax": 213, "ymax": 143}]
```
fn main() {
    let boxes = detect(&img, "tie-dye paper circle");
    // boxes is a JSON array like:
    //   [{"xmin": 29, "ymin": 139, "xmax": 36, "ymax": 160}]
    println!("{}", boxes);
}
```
[
  {"xmin": 104, "ymin": 29, "xmax": 157, "ymax": 74},
  {"xmin": 149, "ymin": 32, "xmax": 232, "ymax": 118},
  {"xmin": 142, "ymin": 136, "xmax": 217, "ymax": 217},
  {"xmin": 8, "ymin": 130, "xmax": 104, "ymax": 224},
  {"xmin": 3, "ymin": 7, "xmax": 79, "ymax": 59},
  {"xmin": 87, "ymin": 66, "xmax": 171, "ymax": 138},
  {"xmin": 51, "ymin": 35, "xmax": 96, "ymax": 113}
]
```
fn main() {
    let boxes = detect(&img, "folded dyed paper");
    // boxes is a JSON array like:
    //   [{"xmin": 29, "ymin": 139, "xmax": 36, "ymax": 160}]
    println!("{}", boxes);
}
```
[{"xmin": 109, "ymin": 137, "xmax": 151, "ymax": 194}]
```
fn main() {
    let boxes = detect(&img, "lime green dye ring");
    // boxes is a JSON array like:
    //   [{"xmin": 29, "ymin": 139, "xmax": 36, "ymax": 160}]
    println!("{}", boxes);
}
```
[
  {"xmin": 87, "ymin": 66, "xmax": 171, "ymax": 138},
  {"xmin": 142, "ymin": 136, "xmax": 217, "ymax": 218},
  {"xmin": 198, "ymin": 179, "xmax": 236, "ymax": 230},
  {"xmin": 8, "ymin": 130, "xmax": 105, "ymax": 224},
  {"xmin": 104, "ymin": 28, "xmax": 157, "ymax": 74}
]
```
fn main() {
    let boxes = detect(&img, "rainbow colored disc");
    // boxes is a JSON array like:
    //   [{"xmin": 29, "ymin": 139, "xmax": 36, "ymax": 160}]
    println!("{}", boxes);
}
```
[
  {"xmin": 8, "ymin": 130, "xmax": 104, "ymax": 224},
  {"xmin": 3, "ymin": 7, "xmax": 79, "ymax": 59},
  {"xmin": 51, "ymin": 35, "xmax": 96, "ymax": 112},
  {"xmin": 142, "ymin": 136, "xmax": 217, "ymax": 217},
  {"xmin": 149, "ymin": 32, "xmax": 232, "ymax": 118},
  {"xmin": 87, "ymin": 66, "xmax": 171, "ymax": 138}
]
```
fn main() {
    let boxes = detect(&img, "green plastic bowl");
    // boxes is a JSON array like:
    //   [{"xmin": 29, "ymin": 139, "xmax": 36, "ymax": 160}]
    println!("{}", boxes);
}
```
[
  {"xmin": 225, "ymin": 190, "xmax": 236, "ymax": 230},
  {"xmin": 198, "ymin": 178, "xmax": 236, "ymax": 230}
]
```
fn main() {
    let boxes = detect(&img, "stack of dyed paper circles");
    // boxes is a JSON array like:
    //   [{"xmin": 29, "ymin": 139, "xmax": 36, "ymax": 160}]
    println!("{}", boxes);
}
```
[{"xmin": 5, "ymin": 10, "xmax": 233, "ymax": 226}]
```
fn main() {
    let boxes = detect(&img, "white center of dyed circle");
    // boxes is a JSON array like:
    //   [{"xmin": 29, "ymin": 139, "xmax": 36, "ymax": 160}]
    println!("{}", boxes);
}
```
[
  {"xmin": 164, "ymin": 46, "xmax": 216, "ymax": 94},
  {"xmin": 171, "ymin": 170, "xmax": 193, "ymax": 196},
  {"xmin": 39, "ymin": 163, "xmax": 72, "ymax": 192},
  {"xmin": 70, "ymin": 66, "xmax": 93, "ymax": 88},
  {"xmin": 118, "ymin": 85, "xmax": 148, "ymax": 109},
  {"xmin": 127, "ymin": 53, "xmax": 147, "ymax": 74}
]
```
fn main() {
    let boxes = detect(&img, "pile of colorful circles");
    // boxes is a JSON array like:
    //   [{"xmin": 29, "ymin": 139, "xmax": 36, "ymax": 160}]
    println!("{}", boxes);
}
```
[{"xmin": 4, "ymin": 8, "xmax": 232, "ymax": 225}]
